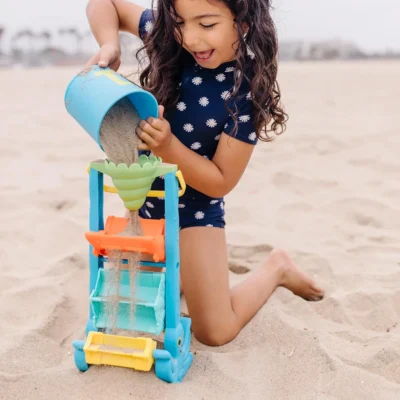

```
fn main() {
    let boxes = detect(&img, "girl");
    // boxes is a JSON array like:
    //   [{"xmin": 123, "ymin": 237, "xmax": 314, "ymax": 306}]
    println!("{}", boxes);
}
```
[{"xmin": 85, "ymin": 0, "xmax": 324, "ymax": 346}]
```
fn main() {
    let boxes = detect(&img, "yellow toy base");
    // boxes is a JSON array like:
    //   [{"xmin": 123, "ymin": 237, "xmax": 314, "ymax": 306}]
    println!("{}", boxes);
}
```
[{"xmin": 83, "ymin": 332, "xmax": 157, "ymax": 372}]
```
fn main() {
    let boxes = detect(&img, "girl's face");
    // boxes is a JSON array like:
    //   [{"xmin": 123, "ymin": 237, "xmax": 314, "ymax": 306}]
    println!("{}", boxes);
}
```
[{"xmin": 174, "ymin": 0, "xmax": 241, "ymax": 69}]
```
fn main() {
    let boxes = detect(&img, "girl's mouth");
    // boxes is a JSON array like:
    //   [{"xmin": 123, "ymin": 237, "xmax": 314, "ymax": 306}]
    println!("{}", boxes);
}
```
[{"xmin": 194, "ymin": 50, "xmax": 214, "ymax": 62}]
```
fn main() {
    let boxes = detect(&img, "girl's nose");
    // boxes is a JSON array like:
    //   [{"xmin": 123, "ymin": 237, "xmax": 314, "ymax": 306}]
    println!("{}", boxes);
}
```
[{"xmin": 182, "ymin": 30, "xmax": 201, "ymax": 49}]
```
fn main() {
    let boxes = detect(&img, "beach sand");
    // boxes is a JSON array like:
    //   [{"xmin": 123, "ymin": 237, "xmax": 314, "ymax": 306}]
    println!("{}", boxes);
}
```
[{"xmin": 1, "ymin": 61, "xmax": 399, "ymax": 399}]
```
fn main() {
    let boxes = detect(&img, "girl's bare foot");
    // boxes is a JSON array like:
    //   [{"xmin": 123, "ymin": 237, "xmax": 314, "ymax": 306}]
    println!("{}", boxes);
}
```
[{"xmin": 269, "ymin": 249, "xmax": 324, "ymax": 301}]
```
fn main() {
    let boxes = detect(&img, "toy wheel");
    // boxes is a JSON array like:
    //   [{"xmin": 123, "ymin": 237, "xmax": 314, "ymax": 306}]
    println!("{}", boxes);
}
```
[{"xmin": 74, "ymin": 348, "xmax": 89, "ymax": 372}]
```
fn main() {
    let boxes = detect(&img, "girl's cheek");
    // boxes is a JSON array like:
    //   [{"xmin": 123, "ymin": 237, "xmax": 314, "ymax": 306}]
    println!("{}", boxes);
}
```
[{"xmin": 173, "ymin": 29, "xmax": 183, "ymax": 44}]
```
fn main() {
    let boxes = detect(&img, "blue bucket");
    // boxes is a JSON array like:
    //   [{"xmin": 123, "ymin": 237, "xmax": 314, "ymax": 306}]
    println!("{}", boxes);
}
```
[{"xmin": 64, "ymin": 66, "xmax": 158, "ymax": 150}]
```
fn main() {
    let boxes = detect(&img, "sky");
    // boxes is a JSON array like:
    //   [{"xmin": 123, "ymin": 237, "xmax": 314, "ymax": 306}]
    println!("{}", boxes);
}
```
[{"xmin": 1, "ymin": 0, "xmax": 399, "ymax": 52}]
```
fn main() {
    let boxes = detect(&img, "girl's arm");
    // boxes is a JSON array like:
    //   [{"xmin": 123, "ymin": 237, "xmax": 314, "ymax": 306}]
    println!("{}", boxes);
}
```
[
  {"xmin": 159, "ymin": 133, "xmax": 255, "ymax": 199},
  {"xmin": 85, "ymin": 0, "xmax": 144, "ymax": 69},
  {"xmin": 137, "ymin": 107, "xmax": 255, "ymax": 198},
  {"xmin": 87, "ymin": 0, "xmax": 144, "ymax": 40}
]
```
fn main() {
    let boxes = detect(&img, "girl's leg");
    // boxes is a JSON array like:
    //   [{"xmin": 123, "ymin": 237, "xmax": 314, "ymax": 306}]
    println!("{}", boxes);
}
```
[{"xmin": 180, "ymin": 227, "xmax": 324, "ymax": 346}]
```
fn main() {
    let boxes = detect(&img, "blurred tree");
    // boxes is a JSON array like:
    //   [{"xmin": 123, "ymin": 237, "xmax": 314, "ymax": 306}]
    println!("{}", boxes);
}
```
[
  {"xmin": 59, "ymin": 27, "xmax": 83, "ymax": 54},
  {"xmin": 11, "ymin": 29, "xmax": 29, "ymax": 52},
  {"xmin": 10, "ymin": 31, "xmax": 19, "ymax": 53},
  {"xmin": 41, "ymin": 30, "xmax": 52, "ymax": 49},
  {"xmin": 25, "ymin": 29, "xmax": 35, "ymax": 51}
]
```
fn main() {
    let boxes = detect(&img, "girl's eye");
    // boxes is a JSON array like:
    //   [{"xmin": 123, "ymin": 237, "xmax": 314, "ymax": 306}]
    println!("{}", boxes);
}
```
[
  {"xmin": 201, "ymin": 24, "xmax": 217, "ymax": 30},
  {"xmin": 177, "ymin": 21, "xmax": 184, "ymax": 26}
]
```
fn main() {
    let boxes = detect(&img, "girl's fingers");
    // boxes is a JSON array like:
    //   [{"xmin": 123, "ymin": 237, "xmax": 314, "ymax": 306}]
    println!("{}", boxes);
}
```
[
  {"xmin": 158, "ymin": 105, "xmax": 165, "ymax": 120},
  {"xmin": 137, "ymin": 140, "xmax": 150, "ymax": 151},
  {"xmin": 136, "ymin": 127, "xmax": 156, "ymax": 148},
  {"xmin": 139, "ymin": 119, "xmax": 161, "ymax": 137},
  {"xmin": 108, "ymin": 58, "xmax": 121, "ymax": 71},
  {"xmin": 84, "ymin": 54, "xmax": 99, "ymax": 71},
  {"xmin": 146, "ymin": 117, "xmax": 164, "ymax": 131}
]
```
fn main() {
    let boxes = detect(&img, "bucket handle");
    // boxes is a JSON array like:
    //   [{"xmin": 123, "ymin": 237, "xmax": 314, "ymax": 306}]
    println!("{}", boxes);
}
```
[{"xmin": 86, "ymin": 167, "xmax": 186, "ymax": 197}]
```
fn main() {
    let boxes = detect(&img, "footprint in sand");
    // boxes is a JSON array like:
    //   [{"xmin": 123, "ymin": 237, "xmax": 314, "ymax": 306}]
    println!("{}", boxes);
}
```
[
  {"xmin": 272, "ymin": 171, "xmax": 338, "ymax": 195},
  {"xmin": 350, "ymin": 157, "xmax": 400, "ymax": 179},
  {"xmin": 385, "ymin": 189, "xmax": 400, "ymax": 199},
  {"xmin": 346, "ymin": 245, "xmax": 400, "ymax": 263},
  {"xmin": 49, "ymin": 252, "xmax": 87, "ymax": 277},
  {"xmin": 367, "ymin": 235, "xmax": 398, "ymax": 245},
  {"xmin": 227, "ymin": 244, "xmax": 274, "ymax": 276},
  {"xmin": 0, "ymin": 148, "xmax": 20, "ymax": 159},
  {"xmin": 295, "ymin": 135, "xmax": 347, "ymax": 155},
  {"xmin": 312, "ymin": 296, "xmax": 352, "ymax": 325},
  {"xmin": 340, "ymin": 291, "xmax": 400, "ymax": 333},
  {"xmin": 324, "ymin": 198, "xmax": 400, "ymax": 230},
  {"xmin": 228, "ymin": 261, "xmax": 250, "ymax": 275},
  {"xmin": 278, "ymin": 201, "xmax": 315, "ymax": 215},
  {"xmin": 228, "ymin": 243, "xmax": 273, "ymax": 263},
  {"xmin": 43, "ymin": 295, "xmax": 81, "ymax": 347}
]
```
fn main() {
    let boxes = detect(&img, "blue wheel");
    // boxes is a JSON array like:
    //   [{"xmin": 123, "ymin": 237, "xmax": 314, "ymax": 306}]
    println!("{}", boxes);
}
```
[{"xmin": 73, "ymin": 340, "xmax": 89, "ymax": 372}]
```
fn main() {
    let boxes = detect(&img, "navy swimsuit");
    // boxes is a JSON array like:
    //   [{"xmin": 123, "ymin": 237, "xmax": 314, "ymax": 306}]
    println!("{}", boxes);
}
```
[{"xmin": 138, "ymin": 9, "xmax": 258, "ymax": 229}]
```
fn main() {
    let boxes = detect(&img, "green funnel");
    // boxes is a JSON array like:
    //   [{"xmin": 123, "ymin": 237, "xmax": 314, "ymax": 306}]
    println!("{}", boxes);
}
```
[{"xmin": 90, "ymin": 155, "xmax": 177, "ymax": 210}]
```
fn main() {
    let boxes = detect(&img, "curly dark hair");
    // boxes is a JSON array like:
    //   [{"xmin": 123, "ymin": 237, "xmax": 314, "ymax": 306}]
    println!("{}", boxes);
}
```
[{"xmin": 136, "ymin": 0, "xmax": 288, "ymax": 141}]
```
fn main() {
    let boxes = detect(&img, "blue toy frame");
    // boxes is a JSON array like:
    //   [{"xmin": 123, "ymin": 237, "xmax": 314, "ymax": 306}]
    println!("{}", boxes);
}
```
[{"xmin": 72, "ymin": 167, "xmax": 193, "ymax": 383}]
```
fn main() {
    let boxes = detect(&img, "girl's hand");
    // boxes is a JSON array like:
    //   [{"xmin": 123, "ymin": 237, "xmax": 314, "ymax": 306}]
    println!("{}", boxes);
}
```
[
  {"xmin": 136, "ymin": 106, "xmax": 174, "ymax": 156},
  {"xmin": 84, "ymin": 43, "xmax": 121, "ymax": 71}
]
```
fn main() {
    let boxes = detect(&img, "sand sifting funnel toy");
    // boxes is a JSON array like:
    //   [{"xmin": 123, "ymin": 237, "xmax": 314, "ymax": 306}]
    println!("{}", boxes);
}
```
[
  {"xmin": 67, "ymin": 67, "xmax": 193, "ymax": 382},
  {"xmin": 90, "ymin": 155, "xmax": 177, "ymax": 210}
]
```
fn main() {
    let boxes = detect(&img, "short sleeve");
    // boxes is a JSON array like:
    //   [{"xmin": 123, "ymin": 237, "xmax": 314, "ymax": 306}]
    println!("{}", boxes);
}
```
[
  {"xmin": 224, "ymin": 95, "xmax": 258, "ymax": 145},
  {"xmin": 138, "ymin": 9, "xmax": 155, "ymax": 40}
]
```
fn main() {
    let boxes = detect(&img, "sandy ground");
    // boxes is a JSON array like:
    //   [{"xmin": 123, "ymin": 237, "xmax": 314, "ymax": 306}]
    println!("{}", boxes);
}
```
[{"xmin": 1, "ymin": 61, "xmax": 400, "ymax": 399}]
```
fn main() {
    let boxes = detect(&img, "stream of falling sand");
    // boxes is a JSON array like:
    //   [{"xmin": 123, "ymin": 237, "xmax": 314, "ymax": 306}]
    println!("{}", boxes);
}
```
[{"xmin": 99, "ymin": 97, "xmax": 142, "ymax": 334}]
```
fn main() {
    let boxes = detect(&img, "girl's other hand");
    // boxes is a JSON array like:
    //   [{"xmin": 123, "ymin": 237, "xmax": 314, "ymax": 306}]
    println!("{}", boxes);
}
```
[
  {"xmin": 136, "ymin": 106, "xmax": 174, "ymax": 156},
  {"xmin": 84, "ymin": 43, "xmax": 121, "ymax": 71}
]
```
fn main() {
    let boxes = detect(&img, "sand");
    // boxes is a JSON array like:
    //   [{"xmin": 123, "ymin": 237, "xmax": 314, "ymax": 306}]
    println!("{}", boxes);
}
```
[
  {"xmin": 99, "ymin": 97, "xmax": 142, "ymax": 333},
  {"xmin": 99, "ymin": 97, "xmax": 141, "ymax": 166},
  {"xmin": 0, "ymin": 61, "xmax": 399, "ymax": 399}
]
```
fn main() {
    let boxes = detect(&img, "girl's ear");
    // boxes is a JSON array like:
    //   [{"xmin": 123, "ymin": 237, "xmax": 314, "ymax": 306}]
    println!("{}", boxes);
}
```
[{"xmin": 242, "ymin": 22, "xmax": 249, "ymax": 38}]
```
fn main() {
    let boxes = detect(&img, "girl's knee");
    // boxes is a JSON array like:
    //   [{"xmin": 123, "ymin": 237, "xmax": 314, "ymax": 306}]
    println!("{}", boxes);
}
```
[{"xmin": 192, "ymin": 322, "xmax": 239, "ymax": 347}]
